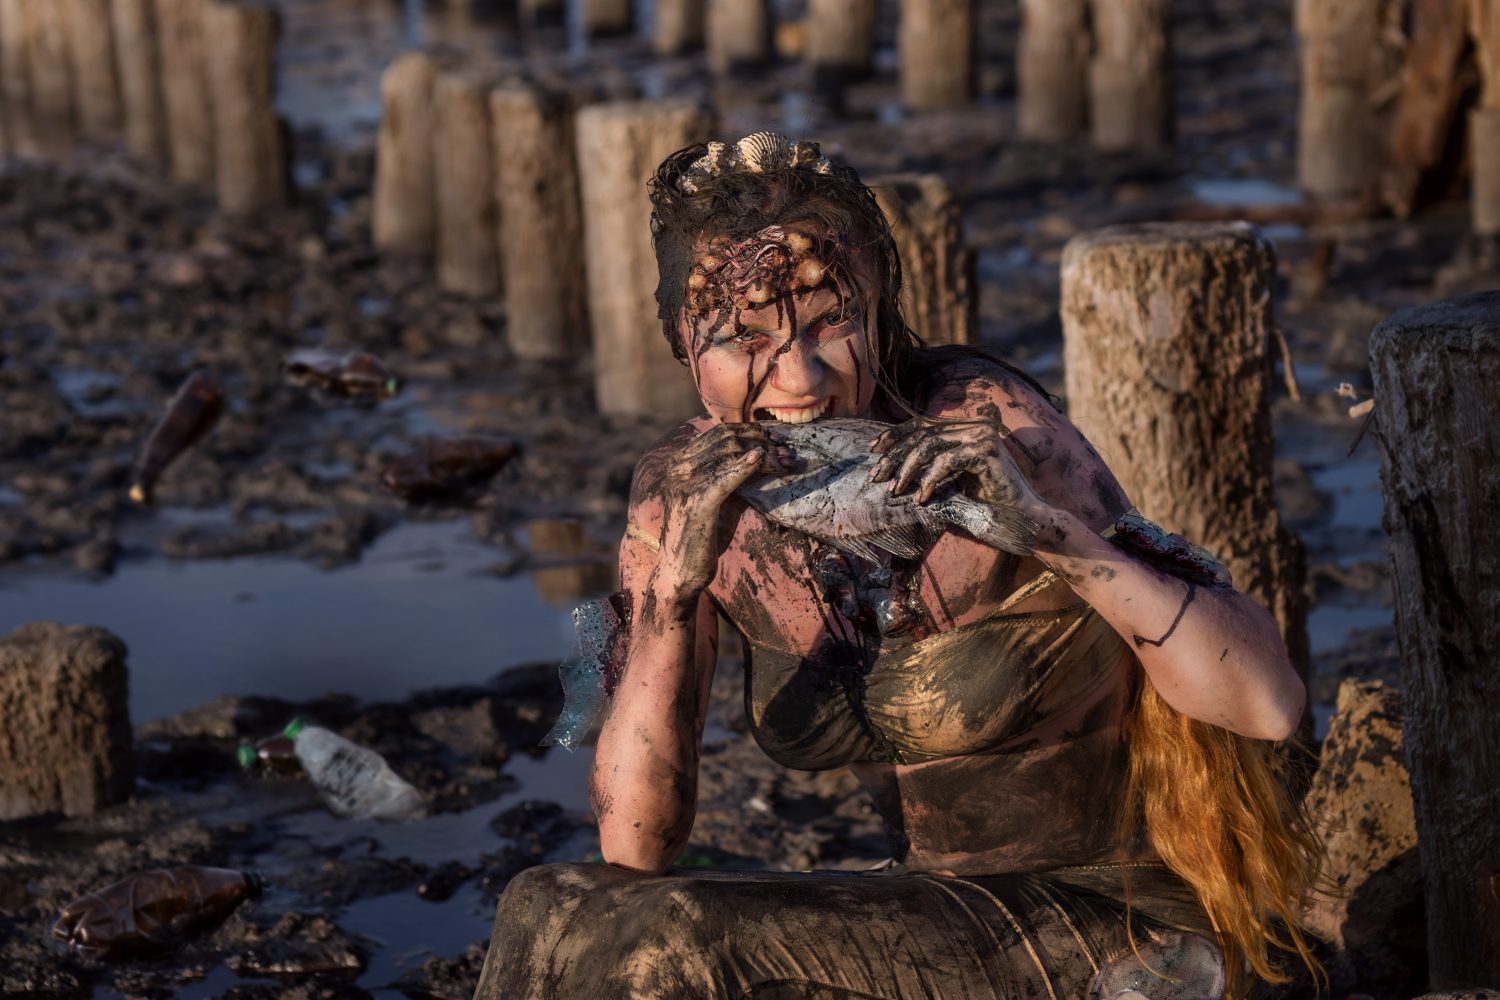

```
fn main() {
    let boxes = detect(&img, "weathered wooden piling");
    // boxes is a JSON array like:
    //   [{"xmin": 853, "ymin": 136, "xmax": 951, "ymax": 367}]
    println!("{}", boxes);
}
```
[
  {"xmin": 0, "ymin": 0, "xmax": 38, "ymax": 157},
  {"xmin": 1087, "ymin": 0, "xmax": 1171, "ymax": 151},
  {"xmin": 898, "ymin": 0, "xmax": 972, "ymax": 111},
  {"xmin": 491, "ymin": 79, "xmax": 588, "ymax": 360},
  {"xmin": 22, "ymin": 0, "xmax": 77, "ymax": 156},
  {"xmin": 1382, "ymin": 0, "xmax": 1472, "ymax": 217},
  {"xmin": 518, "ymin": 0, "xmax": 565, "ymax": 30},
  {"xmin": 1060, "ymin": 223, "xmax": 1310, "ymax": 693},
  {"xmin": 373, "ymin": 51, "xmax": 437, "ymax": 256},
  {"xmin": 870, "ymin": 173, "xmax": 973, "ymax": 347},
  {"xmin": 1369, "ymin": 290, "xmax": 1500, "ymax": 990},
  {"xmin": 1295, "ymin": 0, "xmax": 1384, "ymax": 198},
  {"xmin": 157, "ymin": 0, "xmax": 214, "ymax": 185},
  {"xmin": 434, "ymin": 66, "xmax": 501, "ymax": 297},
  {"xmin": 706, "ymin": 0, "xmax": 771, "ymax": 76},
  {"xmin": 581, "ymin": 0, "xmax": 631, "ymax": 38},
  {"xmin": 1471, "ymin": 0, "xmax": 1500, "ymax": 235},
  {"xmin": 654, "ymin": 0, "xmax": 703, "ymax": 56},
  {"xmin": 806, "ymin": 0, "xmax": 876, "ymax": 97},
  {"xmin": 61, "ymin": 0, "xmax": 120, "ymax": 139},
  {"xmin": 203, "ymin": 0, "xmax": 286, "ymax": 215},
  {"xmin": 111, "ymin": 0, "xmax": 167, "ymax": 163},
  {"xmin": 1017, "ymin": 0, "xmax": 1088, "ymax": 142},
  {"xmin": 574, "ymin": 100, "xmax": 709, "ymax": 418}
]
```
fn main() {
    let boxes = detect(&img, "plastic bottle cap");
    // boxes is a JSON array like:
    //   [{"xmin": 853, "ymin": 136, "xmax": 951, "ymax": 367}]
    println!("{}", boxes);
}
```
[
  {"xmin": 243, "ymin": 871, "xmax": 266, "ymax": 896},
  {"xmin": 236, "ymin": 745, "xmax": 257, "ymax": 770},
  {"xmin": 282, "ymin": 718, "xmax": 305, "ymax": 739}
]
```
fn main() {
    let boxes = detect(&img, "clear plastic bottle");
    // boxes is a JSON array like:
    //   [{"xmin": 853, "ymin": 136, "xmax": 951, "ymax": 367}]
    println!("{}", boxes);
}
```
[
  {"xmin": 52, "ymin": 866, "xmax": 262, "ymax": 960},
  {"xmin": 282, "ymin": 718, "xmax": 426, "ymax": 821}
]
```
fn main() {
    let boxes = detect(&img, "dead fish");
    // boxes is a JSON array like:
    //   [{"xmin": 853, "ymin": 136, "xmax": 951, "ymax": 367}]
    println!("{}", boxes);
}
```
[
  {"xmin": 737, "ymin": 417, "xmax": 1039, "ymax": 562},
  {"xmin": 283, "ymin": 348, "xmax": 400, "ymax": 400},
  {"xmin": 381, "ymin": 435, "xmax": 520, "ymax": 503},
  {"xmin": 129, "ymin": 371, "xmax": 224, "ymax": 505}
]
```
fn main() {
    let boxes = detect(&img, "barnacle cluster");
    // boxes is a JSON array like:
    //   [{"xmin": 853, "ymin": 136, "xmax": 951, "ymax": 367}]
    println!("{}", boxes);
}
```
[{"xmin": 685, "ymin": 224, "xmax": 843, "ymax": 318}]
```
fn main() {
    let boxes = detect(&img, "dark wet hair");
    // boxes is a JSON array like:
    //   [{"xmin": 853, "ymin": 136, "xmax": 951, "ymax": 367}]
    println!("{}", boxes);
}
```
[{"xmin": 646, "ymin": 142, "xmax": 1057, "ymax": 415}]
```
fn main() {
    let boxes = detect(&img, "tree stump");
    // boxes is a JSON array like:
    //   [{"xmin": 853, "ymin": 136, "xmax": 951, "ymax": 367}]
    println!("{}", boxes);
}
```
[
  {"xmin": 434, "ymin": 66, "xmax": 501, "ymax": 297},
  {"xmin": 203, "ymin": 0, "xmax": 285, "ymax": 216},
  {"xmin": 869, "ymin": 173, "xmax": 973, "ymax": 347},
  {"xmin": 491, "ymin": 79, "xmax": 589, "ymax": 361},
  {"xmin": 654, "ymin": 0, "xmax": 703, "ymax": 56},
  {"xmin": 581, "ymin": 0, "xmax": 631, "ymax": 38},
  {"xmin": 21, "ymin": 0, "xmax": 76, "ymax": 157},
  {"xmin": 806, "ymin": 0, "xmax": 876, "ymax": 99},
  {"xmin": 898, "ymin": 0, "xmax": 972, "ymax": 111},
  {"xmin": 60, "ymin": 0, "xmax": 119, "ymax": 139},
  {"xmin": 1087, "ymin": 0, "xmax": 1171, "ymax": 151},
  {"xmin": 574, "ymin": 100, "xmax": 709, "ymax": 419},
  {"xmin": 373, "ymin": 50, "xmax": 437, "ymax": 257},
  {"xmin": 1017, "ymin": 0, "xmax": 1088, "ymax": 142},
  {"xmin": 1471, "ymin": 0, "xmax": 1500, "ymax": 235},
  {"xmin": 156, "ymin": 0, "xmax": 214, "ymax": 185},
  {"xmin": 111, "ymin": 0, "xmax": 167, "ymax": 163},
  {"xmin": 706, "ymin": 0, "xmax": 770, "ymax": 76},
  {"xmin": 1060, "ymin": 223, "xmax": 1311, "ymax": 700},
  {"xmin": 1295, "ymin": 0, "xmax": 1385, "ymax": 198},
  {"xmin": 1369, "ymin": 290, "xmax": 1500, "ymax": 991},
  {"xmin": 0, "ymin": 0, "xmax": 40, "ymax": 158}
]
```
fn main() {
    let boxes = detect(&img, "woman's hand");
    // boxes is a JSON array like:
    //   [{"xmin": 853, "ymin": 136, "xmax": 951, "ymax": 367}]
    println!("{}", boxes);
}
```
[
  {"xmin": 869, "ymin": 417, "xmax": 1051, "ymax": 520},
  {"xmin": 651, "ymin": 423, "xmax": 793, "ymax": 610}
]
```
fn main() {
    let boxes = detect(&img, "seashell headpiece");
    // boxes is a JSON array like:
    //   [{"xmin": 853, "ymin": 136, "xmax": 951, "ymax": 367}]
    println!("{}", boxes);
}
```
[{"xmin": 677, "ymin": 131, "xmax": 835, "ymax": 194}]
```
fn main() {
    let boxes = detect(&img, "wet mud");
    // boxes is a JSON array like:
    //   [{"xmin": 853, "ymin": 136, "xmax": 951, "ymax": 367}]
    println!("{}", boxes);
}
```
[{"xmin": 0, "ymin": 0, "xmax": 1474, "ymax": 994}]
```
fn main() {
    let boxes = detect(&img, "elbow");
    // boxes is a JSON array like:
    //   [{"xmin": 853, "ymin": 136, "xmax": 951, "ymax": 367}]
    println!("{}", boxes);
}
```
[
  {"xmin": 1252, "ymin": 670, "xmax": 1306, "ymax": 743},
  {"xmin": 597, "ymin": 817, "xmax": 689, "ymax": 876}
]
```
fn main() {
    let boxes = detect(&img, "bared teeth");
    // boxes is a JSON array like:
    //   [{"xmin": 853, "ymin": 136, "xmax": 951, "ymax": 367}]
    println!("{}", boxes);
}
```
[{"xmin": 765, "ymin": 398, "xmax": 831, "ymax": 424}]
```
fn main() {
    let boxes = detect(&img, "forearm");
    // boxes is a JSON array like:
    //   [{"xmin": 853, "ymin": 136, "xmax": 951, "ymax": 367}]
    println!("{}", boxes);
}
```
[
  {"xmin": 591, "ymin": 579, "xmax": 707, "ymax": 873},
  {"xmin": 1033, "ymin": 509, "xmax": 1305, "ymax": 740}
]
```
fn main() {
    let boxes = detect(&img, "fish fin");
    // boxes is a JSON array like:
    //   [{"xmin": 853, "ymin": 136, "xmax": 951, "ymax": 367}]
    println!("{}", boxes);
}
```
[
  {"xmin": 836, "ymin": 537, "xmax": 884, "ymax": 563},
  {"xmin": 862, "ymin": 523, "xmax": 933, "ymax": 560},
  {"xmin": 943, "ymin": 496, "xmax": 1039, "ymax": 556}
]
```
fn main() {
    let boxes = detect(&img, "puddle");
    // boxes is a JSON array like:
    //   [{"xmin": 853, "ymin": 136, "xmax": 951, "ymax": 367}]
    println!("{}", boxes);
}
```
[
  {"xmin": 0, "ymin": 520, "xmax": 592, "ymax": 724},
  {"xmin": 1187, "ymin": 177, "xmax": 1302, "ymax": 207},
  {"xmin": 1308, "ymin": 604, "xmax": 1392, "ymax": 657},
  {"xmin": 1309, "ymin": 459, "xmax": 1384, "ymax": 535}
]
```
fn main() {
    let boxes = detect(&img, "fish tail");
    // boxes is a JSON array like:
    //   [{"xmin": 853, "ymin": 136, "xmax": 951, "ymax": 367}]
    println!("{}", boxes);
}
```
[{"xmin": 941, "ymin": 495, "xmax": 1039, "ymax": 556}]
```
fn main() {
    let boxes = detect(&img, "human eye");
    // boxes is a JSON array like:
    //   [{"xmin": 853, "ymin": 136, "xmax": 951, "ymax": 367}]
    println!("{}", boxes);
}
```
[{"xmin": 813, "ymin": 309, "xmax": 862, "ymax": 341}]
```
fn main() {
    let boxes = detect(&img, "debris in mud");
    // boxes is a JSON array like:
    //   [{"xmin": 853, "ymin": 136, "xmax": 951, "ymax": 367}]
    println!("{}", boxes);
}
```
[
  {"xmin": 238, "ymin": 730, "xmax": 304, "ymax": 776},
  {"xmin": 381, "ymin": 435, "xmax": 520, "ymax": 504},
  {"xmin": 282, "ymin": 348, "xmax": 402, "ymax": 402},
  {"xmin": 51, "ymin": 865, "xmax": 262, "ymax": 961},
  {"xmin": 226, "ymin": 910, "xmax": 368, "ymax": 977},
  {"xmin": 129, "ymin": 370, "xmax": 225, "ymax": 505},
  {"xmin": 281, "ymin": 718, "xmax": 427, "ymax": 821}
]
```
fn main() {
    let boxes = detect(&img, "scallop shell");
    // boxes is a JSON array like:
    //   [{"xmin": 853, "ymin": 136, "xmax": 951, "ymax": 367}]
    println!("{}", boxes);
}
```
[{"xmin": 735, "ymin": 131, "xmax": 793, "ymax": 173}]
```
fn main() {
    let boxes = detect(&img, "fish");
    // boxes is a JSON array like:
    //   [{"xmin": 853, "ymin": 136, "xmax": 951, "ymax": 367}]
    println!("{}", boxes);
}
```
[{"xmin": 736, "ymin": 418, "xmax": 1039, "ymax": 562}]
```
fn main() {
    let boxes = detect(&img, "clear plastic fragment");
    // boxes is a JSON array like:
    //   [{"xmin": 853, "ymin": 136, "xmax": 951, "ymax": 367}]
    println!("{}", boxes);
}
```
[
  {"xmin": 541, "ymin": 593, "xmax": 628, "ymax": 752},
  {"xmin": 1091, "ymin": 929, "xmax": 1226, "ymax": 1000}
]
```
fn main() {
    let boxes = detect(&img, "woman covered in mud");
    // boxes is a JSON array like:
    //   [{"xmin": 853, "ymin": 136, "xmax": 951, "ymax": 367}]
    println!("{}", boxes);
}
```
[{"xmin": 476, "ymin": 133, "xmax": 1323, "ymax": 999}]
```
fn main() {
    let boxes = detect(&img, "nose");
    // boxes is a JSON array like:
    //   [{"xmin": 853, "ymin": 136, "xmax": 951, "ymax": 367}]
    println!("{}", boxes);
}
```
[{"xmin": 769, "ymin": 335, "xmax": 822, "ymax": 396}]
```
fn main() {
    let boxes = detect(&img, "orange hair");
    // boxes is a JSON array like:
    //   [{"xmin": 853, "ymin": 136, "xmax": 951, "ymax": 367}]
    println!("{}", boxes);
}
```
[{"xmin": 1122, "ymin": 670, "xmax": 1327, "ymax": 998}]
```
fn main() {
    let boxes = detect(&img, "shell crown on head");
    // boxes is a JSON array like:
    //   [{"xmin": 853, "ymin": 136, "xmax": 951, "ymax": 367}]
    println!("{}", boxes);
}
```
[{"xmin": 677, "ymin": 131, "xmax": 835, "ymax": 194}]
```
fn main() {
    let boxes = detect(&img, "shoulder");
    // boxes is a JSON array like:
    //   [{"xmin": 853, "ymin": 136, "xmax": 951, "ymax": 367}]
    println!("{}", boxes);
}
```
[{"xmin": 908, "ymin": 347, "xmax": 1061, "ymax": 426}]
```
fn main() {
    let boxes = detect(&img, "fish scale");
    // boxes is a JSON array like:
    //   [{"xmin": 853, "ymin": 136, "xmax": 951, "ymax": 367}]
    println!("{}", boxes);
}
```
[{"xmin": 737, "ymin": 418, "xmax": 1039, "ymax": 562}]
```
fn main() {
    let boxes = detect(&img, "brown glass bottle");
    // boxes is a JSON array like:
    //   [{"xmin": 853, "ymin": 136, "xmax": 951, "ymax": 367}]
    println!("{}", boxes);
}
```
[
  {"xmin": 236, "ymin": 732, "xmax": 303, "ymax": 776},
  {"xmin": 129, "ymin": 371, "xmax": 224, "ymax": 504},
  {"xmin": 51, "ymin": 865, "xmax": 262, "ymax": 961}
]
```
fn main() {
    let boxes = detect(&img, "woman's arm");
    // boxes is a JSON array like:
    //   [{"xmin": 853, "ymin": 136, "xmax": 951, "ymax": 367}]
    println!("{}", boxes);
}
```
[
  {"xmin": 872, "ymin": 367, "xmax": 1304, "ymax": 742},
  {"xmin": 591, "ymin": 422, "xmax": 791, "ymax": 874}
]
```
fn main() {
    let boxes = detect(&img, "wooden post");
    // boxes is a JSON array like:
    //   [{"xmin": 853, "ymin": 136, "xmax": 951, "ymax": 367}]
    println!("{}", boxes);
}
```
[
  {"xmin": 433, "ymin": 66, "xmax": 501, "ymax": 297},
  {"xmin": 518, "ymin": 0, "xmax": 565, "ymax": 31},
  {"xmin": 581, "ymin": 0, "xmax": 631, "ymax": 38},
  {"xmin": 61, "ymin": 0, "xmax": 119, "ymax": 139},
  {"xmin": 203, "ymin": 0, "xmax": 285, "ymax": 215},
  {"xmin": 1381, "ymin": 0, "xmax": 1472, "ymax": 217},
  {"xmin": 21, "ymin": 0, "xmax": 76, "ymax": 156},
  {"xmin": 898, "ymin": 0, "xmax": 972, "ymax": 111},
  {"xmin": 112, "ymin": 0, "xmax": 167, "ymax": 163},
  {"xmin": 806, "ymin": 0, "xmax": 876, "ymax": 98},
  {"xmin": 870, "ymin": 173, "xmax": 974, "ymax": 347},
  {"xmin": 1370, "ymin": 290, "xmax": 1500, "ymax": 991},
  {"xmin": 491, "ymin": 80, "xmax": 589, "ymax": 361},
  {"xmin": 156, "ymin": 0, "xmax": 214, "ymax": 185},
  {"xmin": 373, "ymin": 50, "xmax": 437, "ymax": 257},
  {"xmin": 0, "ymin": 0, "xmax": 39, "ymax": 157},
  {"xmin": 1471, "ymin": 0, "xmax": 1500, "ymax": 235},
  {"xmin": 1295, "ymin": 0, "xmax": 1383, "ymax": 198},
  {"xmin": 706, "ymin": 0, "xmax": 771, "ymax": 76},
  {"xmin": 574, "ymin": 100, "xmax": 709, "ymax": 419},
  {"xmin": 1060, "ymin": 223, "xmax": 1311, "ymax": 699},
  {"xmin": 1017, "ymin": 0, "xmax": 1087, "ymax": 142},
  {"xmin": 1087, "ymin": 0, "xmax": 1171, "ymax": 151},
  {"xmin": 654, "ymin": 0, "xmax": 703, "ymax": 57}
]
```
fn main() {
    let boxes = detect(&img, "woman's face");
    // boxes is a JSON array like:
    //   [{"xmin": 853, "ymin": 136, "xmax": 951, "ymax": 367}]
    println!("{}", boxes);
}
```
[{"xmin": 676, "ymin": 225, "xmax": 881, "ymax": 425}]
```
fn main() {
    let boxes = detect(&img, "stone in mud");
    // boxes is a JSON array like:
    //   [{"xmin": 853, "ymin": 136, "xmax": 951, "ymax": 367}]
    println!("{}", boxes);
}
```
[
  {"xmin": 0, "ymin": 623, "xmax": 134, "ymax": 819},
  {"xmin": 1304, "ymin": 678, "xmax": 1425, "ymax": 997},
  {"xmin": 226, "ymin": 911, "xmax": 368, "ymax": 977}
]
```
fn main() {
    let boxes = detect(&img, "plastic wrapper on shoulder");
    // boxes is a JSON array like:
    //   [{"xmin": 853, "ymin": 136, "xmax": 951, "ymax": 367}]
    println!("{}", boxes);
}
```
[
  {"xmin": 1102, "ymin": 509, "xmax": 1233, "ymax": 589},
  {"xmin": 541, "ymin": 592, "xmax": 630, "ymax": 752}
]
